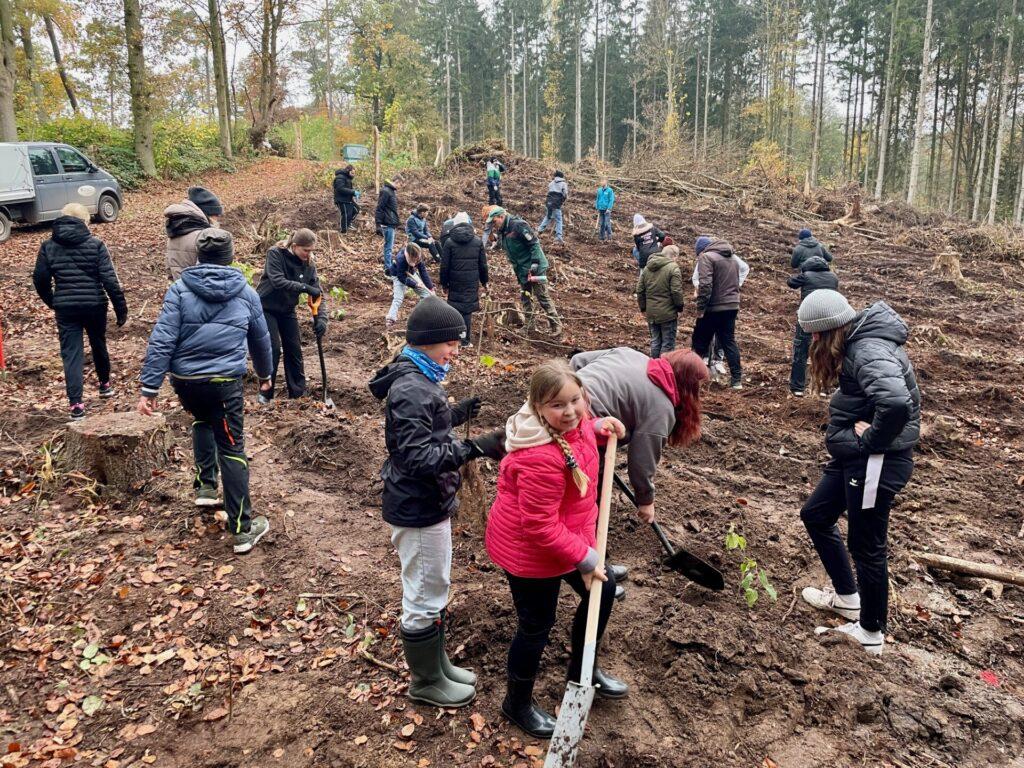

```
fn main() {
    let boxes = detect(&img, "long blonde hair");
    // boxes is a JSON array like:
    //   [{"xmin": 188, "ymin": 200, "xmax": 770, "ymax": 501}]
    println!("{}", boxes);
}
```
[
  {"xmin": 809, "ymin": 323, "xmax": 851, "ymax": 394},
  {"xmin": 527, "ymin": 360, "xmax": 590, "ymax": 497}
]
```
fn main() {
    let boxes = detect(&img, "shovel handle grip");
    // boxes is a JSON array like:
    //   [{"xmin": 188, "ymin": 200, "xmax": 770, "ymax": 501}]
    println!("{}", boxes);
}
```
[{"xmin": 308, "ymin": 295, "xmax": 322, "ymax": 317}]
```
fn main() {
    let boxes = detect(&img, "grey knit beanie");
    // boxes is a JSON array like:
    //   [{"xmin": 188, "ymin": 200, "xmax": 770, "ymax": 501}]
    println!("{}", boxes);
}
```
[
  {"xmin": 798, "ymin": 289, "xmax": 857, "ymax": 333},
  {"xmin": 195, "ymin": 228, "xmax": 234, "ymax": 265}
]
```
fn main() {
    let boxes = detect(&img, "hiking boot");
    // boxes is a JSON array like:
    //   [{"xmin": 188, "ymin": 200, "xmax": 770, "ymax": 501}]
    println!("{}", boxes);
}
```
[
  {"xmin": 438, "ymin": 610, "xmax": 476, "ymax": 687},
  {"xmin": 194, "ymin": 487, "xmax": 221, "ymax": 508},
  {"xmin": 614, "ymin": 584, "xmax": 626, "ymax": 601},
  {"xmin": 802, "ymin": 586, "xmax": 861, "ymax": 621},
  {"xmin": 69, "ymin": 403, "xmax": 86, "ymax": 420},
  {"xmin": 549, "ymin": 319, "xmax": 564, "ymax": 337},
  {"xmin": 233, "ymin": 515, "xmax": 270, "ymax": 554},
  {"xmin": 401, "ymin": 625, "xmax": 476, "ymax": 708},
  {"xmin": 822, "ymin": 621, "xmax": 884, "ymax": 656},
  {"xmin": 501, "ymin": 676, "xmax": 556, "ymax": 738},
  {"xmin": 608, "ymin": 563, "xmax": 628, "ymax": 583},
  {"xmin": 98, "ymin": 381, "xmax": 115, "ymax": 398}
]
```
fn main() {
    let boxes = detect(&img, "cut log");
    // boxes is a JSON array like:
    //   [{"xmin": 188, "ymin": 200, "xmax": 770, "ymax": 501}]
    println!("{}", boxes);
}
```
[
  {"xmin": 64, "ymin": 412, "xmax": 170, "ymax": 494},
  {"xmin": 913, "ymin": 552, "xmax": 1024, "ymax": 587}
]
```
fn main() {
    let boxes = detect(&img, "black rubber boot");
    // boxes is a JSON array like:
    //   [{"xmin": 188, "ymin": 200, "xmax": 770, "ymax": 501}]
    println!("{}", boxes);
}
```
[
  {"xmin": 501, "ymin": 676, "xmax": 557, "ymax": 739},
  {"xmin": 568, "ymin": 651, "xmax": 629, "ymax": 699},
  {"xmin": 608, "ymin": 563, "xmax": 629, "ymax": 583},
  {"xmin": 401, "ymin": 625, "xmax": 476, "ymax": 708},
  {"xmin": 438, "ymin": 610, "xmax": 477, "ymax": 686}
]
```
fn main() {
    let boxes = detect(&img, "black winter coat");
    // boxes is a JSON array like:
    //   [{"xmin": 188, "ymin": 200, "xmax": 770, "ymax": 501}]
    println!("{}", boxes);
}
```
[
  {"xmin": 333, "ymin": 168, "xmax": 356, "ymax": 205},
  {"xmin": 633, "ymin": 224, "xmax": 666, "ymax": 269},
  {"xmin": 791, "ymin": 237, "xmax": 833, "ymax": 269},
  {"xmin": 33, "ymin": 217, "xmax": 128, "ymax": 320},
  {"xmin": 374, "ymin": 183, "xmax": 399, "ymax": 227},
  {"xmin": 787, "ymin": 256, "xmax": 838, "ymax": 299},
  {"xmin": 826, "ymin": 302, "xmax": 921, "ymax": 461},
  {"xmin": 256, "ymin": 246, "xmax": 325, "ymax": 319},
  {"xmin": 440, "ymin": 223, "xmax": 488, "ymax": 313},
  {"xmin": 368, "ymin": 356, "xmax": 475, "ymax": 527}
]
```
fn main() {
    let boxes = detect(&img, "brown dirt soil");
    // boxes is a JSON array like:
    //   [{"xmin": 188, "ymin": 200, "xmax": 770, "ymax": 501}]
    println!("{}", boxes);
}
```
[{"xmin": 2, "ymin": 154, "xmax": 1024, "ymax": 768}]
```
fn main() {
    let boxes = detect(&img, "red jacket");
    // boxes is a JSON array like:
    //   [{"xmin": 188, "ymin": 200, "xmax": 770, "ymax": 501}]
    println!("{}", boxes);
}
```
[{"xmin": 485, "ymin": 419, "xmax": 600, "ymax": 578}]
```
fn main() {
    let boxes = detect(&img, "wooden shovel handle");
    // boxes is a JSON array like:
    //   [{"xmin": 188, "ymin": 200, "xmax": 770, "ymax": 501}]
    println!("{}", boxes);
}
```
[{"xmin": 582, "ymin": 434, "xmax": 617, "ymax": 651}]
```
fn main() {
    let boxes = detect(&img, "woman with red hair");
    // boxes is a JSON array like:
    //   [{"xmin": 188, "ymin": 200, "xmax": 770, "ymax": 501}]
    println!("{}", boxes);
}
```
[{"xmin": 570, "ymin": 346, "xmax": 708, "ymax": 530}]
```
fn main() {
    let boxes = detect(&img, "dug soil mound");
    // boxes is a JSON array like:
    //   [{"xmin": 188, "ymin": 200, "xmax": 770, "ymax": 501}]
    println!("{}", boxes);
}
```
[{"xmin": 1, "ymin": 153, "xmax": 1023, "ymax": 768}]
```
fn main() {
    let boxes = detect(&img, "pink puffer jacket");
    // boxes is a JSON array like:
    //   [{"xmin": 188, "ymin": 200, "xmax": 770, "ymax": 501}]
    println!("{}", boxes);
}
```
[{"xmin": 485, "ymin": 418, "xmax": 600, "ymax": 578}]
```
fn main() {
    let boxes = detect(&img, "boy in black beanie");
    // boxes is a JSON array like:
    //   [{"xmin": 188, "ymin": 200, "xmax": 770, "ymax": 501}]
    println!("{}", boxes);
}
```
[{"xmin": 367, "ymin": 296, "xmax": 503, "ymax": 709}]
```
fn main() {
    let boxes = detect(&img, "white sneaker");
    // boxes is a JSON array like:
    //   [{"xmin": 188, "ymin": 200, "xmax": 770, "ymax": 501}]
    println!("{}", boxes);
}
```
[
  {"xmin": 821, "ymin": 621, "xmax": 884, "ymax": 656},
  {"xmin": 801, "ymin": 586, "xmax": 861, "ymax": 621}
]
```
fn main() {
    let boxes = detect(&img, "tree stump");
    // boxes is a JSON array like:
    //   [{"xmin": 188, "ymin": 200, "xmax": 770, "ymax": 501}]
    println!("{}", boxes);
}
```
[{"xmin": 64, "ymin": 412, "xmax": 170, "ymax": 493}]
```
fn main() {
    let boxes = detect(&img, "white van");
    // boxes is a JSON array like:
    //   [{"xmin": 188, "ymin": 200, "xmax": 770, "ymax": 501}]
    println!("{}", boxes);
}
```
[{"xmin": 0, "ymin": 142, "xmax": 124, "ymax": 242}]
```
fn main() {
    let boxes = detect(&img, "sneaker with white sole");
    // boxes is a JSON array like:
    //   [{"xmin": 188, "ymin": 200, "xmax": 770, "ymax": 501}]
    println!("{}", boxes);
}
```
[
  {"xmin": 98, "ymin": 381, "xmax": 115, "ymax": 398},
  {"xmin": 233, "ymin": 515, "xmax": 270, "ymax": 554},
  {"xmin": 823, "ymin": 621, "xmax": 884, "ymax": 656},
  {"xmin": 801, "ymin": 586, "xmax": 861, "ymax": 621},
  {"xmin": 194, "ymin": 488, "xmax": 221, "ymax": 507}
]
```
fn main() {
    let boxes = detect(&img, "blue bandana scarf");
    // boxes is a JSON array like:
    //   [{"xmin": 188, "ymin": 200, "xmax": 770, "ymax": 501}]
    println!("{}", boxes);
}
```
[{"xmin": 402, "ymin": 346, "xmax": 449, "ymax": 383}]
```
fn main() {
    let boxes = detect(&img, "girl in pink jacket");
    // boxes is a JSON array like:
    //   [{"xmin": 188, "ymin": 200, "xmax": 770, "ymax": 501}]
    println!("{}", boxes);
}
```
[{"xmin": 485, "ymin": 359, "xmax": 626, "ymax": 739}]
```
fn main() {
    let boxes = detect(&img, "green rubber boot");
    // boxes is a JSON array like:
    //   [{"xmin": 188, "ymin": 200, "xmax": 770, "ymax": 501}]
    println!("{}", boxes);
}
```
[
  {"xmin": 438, "ymin": 610, "xmax": 476, "ymax": 687},
  {"xmin": 401, "ymin": 625, "xmax": 476, "ymax": 708}
]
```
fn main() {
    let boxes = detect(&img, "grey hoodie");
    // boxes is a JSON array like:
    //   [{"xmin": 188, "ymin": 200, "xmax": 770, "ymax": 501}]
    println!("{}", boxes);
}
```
[{"xmin": 571, "ymin": 347, "xmax": 676, "ymax": 506}]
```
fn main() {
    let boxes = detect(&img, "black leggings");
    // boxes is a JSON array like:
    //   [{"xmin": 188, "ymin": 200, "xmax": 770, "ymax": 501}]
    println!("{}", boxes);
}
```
[
  {"xmin": 263, "ymin": 309, "xmax": 306, "ymax": 399},
  {"xmin": 505, "ymin": 567, "xmax": 616, "ymax": 682},
  {"xmin": 800, "ymin": 452, "xmax": 913, "ymax": 632}
]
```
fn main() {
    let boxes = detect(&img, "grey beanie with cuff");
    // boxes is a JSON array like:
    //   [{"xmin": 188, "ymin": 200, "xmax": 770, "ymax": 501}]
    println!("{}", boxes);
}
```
[
  {"xmin": 195, "ymin": 228, "xmax": 234, "ymax": 265},
  {"xmin": 798, "ymin": 289, "xmax": 857, "ymax": 333}
]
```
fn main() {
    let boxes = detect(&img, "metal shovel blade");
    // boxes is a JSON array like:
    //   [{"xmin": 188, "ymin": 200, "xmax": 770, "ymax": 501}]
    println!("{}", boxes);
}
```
[
  {"xmin": 665, "ymin": 548, "xmax": 725, "ymax": 591},
  {"xmin": 543, "ymin": 681, "xmax": 596, "ymax": 768}
]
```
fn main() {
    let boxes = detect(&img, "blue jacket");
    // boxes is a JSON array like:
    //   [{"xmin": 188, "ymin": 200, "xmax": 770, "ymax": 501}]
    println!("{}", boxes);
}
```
[
  {"xmin": 391, "ymin": 248, "xmax": 435, "ymax": 290},
  {"xmin": 406, "ymin": 212, "xmax": 432, "ymax": 242},
  {"xmin": 595, "ymin": 185, "xmax": 615, "ymax": 211},
  {"xmin": 140, "ymin": 264, "xmax": 273, "ymax": 396}
]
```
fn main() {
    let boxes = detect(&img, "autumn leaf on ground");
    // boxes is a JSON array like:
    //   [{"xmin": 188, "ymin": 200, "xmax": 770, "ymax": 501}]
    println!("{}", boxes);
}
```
[
  {"xmin": 203, "ymin": 707, "xmax": 229, "ymax": 721},
  {"xmin": 469, "ymin": 712, "xmax": 486, "ymax": 732}
]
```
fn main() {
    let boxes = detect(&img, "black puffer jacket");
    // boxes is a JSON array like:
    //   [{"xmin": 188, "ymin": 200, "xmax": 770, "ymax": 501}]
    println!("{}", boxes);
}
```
[
  {"xmin": 33, "ymin": 217, "xmax": 128, "ymax": 320},
  {"xmin": 826, "ymin": 302, "xmax": 921, "ymax": 461},
  {"xmin": 333, "ymin": 168, "xmax": 355, "ymax": 205},
  {"xmin": 440, "ymin": 223, "xmax": 488, "ymax": 313},
  {"xmin": 256, "ymin": 245, "xmax": 325, "ymax": 319},
  {"xmin": 374, "ymin": 182, "xmax": 399, "ymax": 227},
  {"xmin": 787, "ymin": 256, "xmax": 838, "ymax": 300},
  {"xmin": 791, "ymin": 236, "xmax": 833, "ymax": 269},
  {"xmin": 368, "ymin": 356, "xmax": 475, "ymax": 528}
]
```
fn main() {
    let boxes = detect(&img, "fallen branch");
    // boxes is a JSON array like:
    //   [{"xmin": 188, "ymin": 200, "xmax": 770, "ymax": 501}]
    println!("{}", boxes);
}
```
[
  {"xmin": 359, "ymin": 648, "xmax": 401, "ymax": 675},
  {"xmin": 913, "ymin": 552, "xmax": 1024, "ymax": 587}
]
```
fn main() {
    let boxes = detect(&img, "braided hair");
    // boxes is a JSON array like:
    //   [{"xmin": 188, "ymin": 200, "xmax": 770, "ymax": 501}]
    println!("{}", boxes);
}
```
[{"xmin": 527, "ymin": 359, "xmax": 590, "ymax": 497}]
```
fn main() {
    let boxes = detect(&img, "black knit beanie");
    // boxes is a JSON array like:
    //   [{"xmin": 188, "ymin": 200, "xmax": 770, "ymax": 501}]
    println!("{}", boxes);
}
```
[
  {"xmin": 195, "ymin": 228, "xmax": 234, "ymax": 265},
  {"xmin": 405, "ymin": 296, "xmax": 466, "ymax": 345},
  {"xmin": 188, "ymin": 186, "xmax": 223, "ymax": 218}
]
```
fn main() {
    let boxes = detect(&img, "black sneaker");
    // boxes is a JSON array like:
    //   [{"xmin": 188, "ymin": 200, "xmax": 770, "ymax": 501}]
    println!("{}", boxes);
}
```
[
  {"xmin": 98, "ymin": 382, "xmax": 115, "ymax": 399},
  {"xmin": 69, "ymin": 403, "xmax": 86, "ymax": 420}
]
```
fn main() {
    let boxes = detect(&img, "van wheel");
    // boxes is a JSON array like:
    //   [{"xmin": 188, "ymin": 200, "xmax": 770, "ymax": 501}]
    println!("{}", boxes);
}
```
[
  {"xmin": 0, "ymin": 211, "xmax": 10, "ymax": 243},
  {"xmin": 96, "ymin": 194, "xmax": 120, "ymax": 223}
]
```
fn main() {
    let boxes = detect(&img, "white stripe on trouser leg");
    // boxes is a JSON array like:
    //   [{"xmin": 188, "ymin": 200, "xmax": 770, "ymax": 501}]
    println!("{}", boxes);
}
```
[
  {"xmin": 390, "ymin": 519, "xmax": 452, "ymax": 632},
  {"xmin": 862, "ymin": 454, "xmax": 884, "ymax": 510}
]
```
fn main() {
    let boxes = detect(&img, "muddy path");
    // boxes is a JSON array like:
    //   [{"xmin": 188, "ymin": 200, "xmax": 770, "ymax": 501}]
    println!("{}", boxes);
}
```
[{"xmin": 1, "ymin": 156, "xmax": 1023, "ymax": 768}]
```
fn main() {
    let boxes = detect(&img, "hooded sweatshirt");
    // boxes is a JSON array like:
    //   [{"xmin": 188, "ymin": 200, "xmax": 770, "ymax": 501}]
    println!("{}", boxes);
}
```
[
  {"xmin": 571, "ymin": 347, "xmax": 677, "ymax": 506},
  {"xmin": 333, "ymin": 167, "xmax": 356, "ymax": 205},
  {"xmin": 545, "ymin": 177, "xmax": 569, "ymax": 209},
  {"xmin": 165, "ymin": 200, "xmax": 211, "ymax": 280},
  {"xmin": 695, "ymin": 239, "xmax": 741, "ymax": 314},
  {"xmin": 485, "ymin": 405, "xmax": 601, "ymax": 578},
  {"xmin": 140, "ymin": 264, "xmax": 272, "ymax": 395},
  {"xmin": 33, "ymin": 216, "xmax": 127, "ymax": 319},
  {"xmin": 368, "ymin": 356, "xmax": 475, "ymax": 527},
  {"xmin": 787, "ymin": 255, "xmax": 838, "ymax": 300},
  {"xmin": 825, "ymin": 302, "xmax": 921, "ymax": 461},
  {"xmin": 791, "ymin": 236, "xmax": 833, "ymax": 269},
  {"xmin": 632, "ymin": 219, "xmax": 666, "ymax": 268},
  {"xmin": 637, "ymin": 247, "xmax": 685, "ymax": 323}
]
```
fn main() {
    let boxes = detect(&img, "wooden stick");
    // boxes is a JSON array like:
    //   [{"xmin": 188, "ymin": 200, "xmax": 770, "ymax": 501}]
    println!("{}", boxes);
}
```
[{"xmin": 913, "ymin": 552, "xmax": 1024, "ymax": 587}]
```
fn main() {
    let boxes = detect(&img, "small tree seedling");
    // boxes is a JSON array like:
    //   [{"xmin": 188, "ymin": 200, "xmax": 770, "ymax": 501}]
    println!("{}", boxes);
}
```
[{"xmin": 724, "ymin": 523, "xmax": 777, "ymax": 608}]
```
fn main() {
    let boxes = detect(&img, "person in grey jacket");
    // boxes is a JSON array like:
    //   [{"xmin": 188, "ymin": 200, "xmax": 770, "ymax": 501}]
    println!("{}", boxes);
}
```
[
  {"xmin": 138, "ymin": 229, "xmax": 273, "ymax": 555},
  {"xmin": 164, "ymin": 187, "xmax": 222, "ymax": 280},
  {"xmin": 537, "ymin": 171, "xmax": 568, "ymax": 244},
  {"xmin": 791, "ymin": 228, "xmax": 833, "ymax": 269},
  {"xmin": 787, "ymin": 255, "xmax": 838, "ymax": 395},
  {"xmin": 691, "ymin": 236, "xmax": 743, "ymax": 389},
  {"xmin": 796, "ymin": 291, "xmax": 920, "ymax": 656}
]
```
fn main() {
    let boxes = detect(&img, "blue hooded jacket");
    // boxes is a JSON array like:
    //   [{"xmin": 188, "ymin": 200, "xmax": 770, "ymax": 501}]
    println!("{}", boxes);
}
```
[
  {"xmin": 595, "ymin": 185, "xmax": 615, "ymax": 211},
  {"xmin": 406, "ymin": 211, "xmax": 432, "ymax": 241},
  {"xmin": 140, "ymin": 264, "xmax": 273, "ymax": 396}
]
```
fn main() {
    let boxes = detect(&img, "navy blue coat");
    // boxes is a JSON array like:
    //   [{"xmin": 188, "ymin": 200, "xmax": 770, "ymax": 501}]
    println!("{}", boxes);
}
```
[{"xmin": 140, "ymin": 264, "xmax": 272, "ymax": 396}]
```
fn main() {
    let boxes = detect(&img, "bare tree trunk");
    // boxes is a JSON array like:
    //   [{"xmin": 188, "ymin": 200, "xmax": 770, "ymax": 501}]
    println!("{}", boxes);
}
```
[
  {"xmin": 510, "ymin": 10, "xmax": 516, "ymax": 153},
  {"xmin": 0, "ymin": 0, "xmax": 14, "ymax": 141},
  {"xmin": 19, "ymin": 22, "xmax": 46, "ymax": 124},
  {"xmin": 927, "ymin": 53, "xmax": 941, "ymax": 205},
  {"xmin": 874, "ymin": 0, "xmax": 900, "ymax": 198},
  {"xmin": 324, "ymin": 0, "xmax": 333, "ymax": 121},
  {"xmin": 601, "ymin": 25, "xmax": 608, "ymax": 159},
  {"xmin": 444, "ymin": 24, "xmax": 451, "ymax": 153},
  {"xmin": 122, "ymin": 0, "xmax": 156, "ymax": 176},
  {"xmin": 43, "ymin": 15, "xmax": 78, "ymax": 114},
  {"xmin": 972, "ymin": 41, "xmax": 999, "ymax": 220},
  {"xmin": 575, "ymin": 28, "xmax": 582, "ymax": 162},
  {"xmin": 947, "ymin": 52, "xmax": 969, "ymax": 214},
  {"xmin": 906, "ymin": 0, "xmax": 934, "ymax": 204},
  {"xmin": 209, "ymin": 0, "xmax": 232, "ymax": 159},
  {"xmin": 693, "ymin": 45, "xmax": 701, "ymax": 162},
  {"xmin": 456, "ymin": 43, "xmax": 464, "ymax": 147},
  {"xmin": 594, "ymin": 0, "xmax": 600, "ymax": 154},
  {"xmin": 249, "ymin": 0, "xmax": 284, "ymax": 149},
  {"xmin": 810, "ymin": 25, "xmax": 827, "ymax": 184},
  {"xmin": 1014, "ymin": 135, "xmax": 1024, "ymax": 223},
  {"xmin": 522, "ymin": 31, "xmax": 528, "ymax": 157},
  {"xmin": 987, "ymin": 0, "xmax": 1017, "ymax": 225},
  {"xmin": 702, "ymin": 17, "xmax": 711, "ymax": 160}
]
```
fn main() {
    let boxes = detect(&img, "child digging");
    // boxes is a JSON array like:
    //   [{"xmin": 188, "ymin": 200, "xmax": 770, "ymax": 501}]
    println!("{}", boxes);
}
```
[
  {"xmin": 368, "ymin": 296, "xmax": 504, "ymax": 708},
  {"xmin": 138, "ymin": 229, "xmax": 273, "ymax": 554},
  {"xmin": 486, "ymin": 360, "xmax": 627, "ymax": 738}
]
